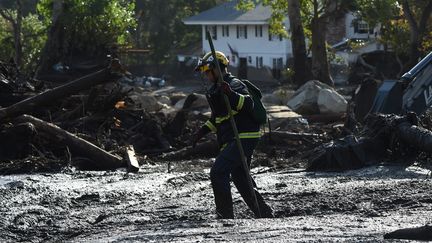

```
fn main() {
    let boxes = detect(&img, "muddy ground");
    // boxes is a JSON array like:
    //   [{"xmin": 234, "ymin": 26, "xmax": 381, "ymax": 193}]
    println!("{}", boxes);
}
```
[
  {"xmin": 0, "ymin": 151, "xmax": 431, "ymax": 242},
  {"xmin": 1, "ymin": 79, "xmax": 432, "ymax": 242}
]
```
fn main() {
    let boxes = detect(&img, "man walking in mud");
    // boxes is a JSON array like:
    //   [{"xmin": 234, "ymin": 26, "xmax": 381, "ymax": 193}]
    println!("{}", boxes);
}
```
[{"xmin": 192, "ymin": 51, "xmax": 273, "ymax": 219}]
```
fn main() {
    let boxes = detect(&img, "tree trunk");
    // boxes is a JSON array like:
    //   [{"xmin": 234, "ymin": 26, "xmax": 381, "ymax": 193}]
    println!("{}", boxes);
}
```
[
  {"xmin": 14, "ymin": 0, "xmax": 23, "ymax": 71},
  {"xmin": 401, "ymin": 0, "xmax": 432, "ymax": 71},
  {"xmin": 34, "ymin": 0, "xmax": 65, "ymax": 78},
  {"xmin": 311, "ymin": 16, "xmax": 333, "ymax": 86},
  {"xmin": 287, "ymin": 0, "xmax": 312, "ymax": 87},
  {"xmin": 14, "ymin": 115, "xmax": 124, "ymax": 170}
]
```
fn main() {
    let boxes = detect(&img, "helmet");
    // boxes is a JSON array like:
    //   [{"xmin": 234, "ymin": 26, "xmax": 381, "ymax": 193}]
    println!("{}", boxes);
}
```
[{"xmin": 195, "ymin": 51, "xmax": 229, "ymax": 72}]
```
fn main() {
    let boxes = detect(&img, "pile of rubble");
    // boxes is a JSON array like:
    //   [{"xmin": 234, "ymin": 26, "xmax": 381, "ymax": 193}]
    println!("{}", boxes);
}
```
[{"xmin": 0, "ymin": 59, "xmax": 211, "ymax": 174}]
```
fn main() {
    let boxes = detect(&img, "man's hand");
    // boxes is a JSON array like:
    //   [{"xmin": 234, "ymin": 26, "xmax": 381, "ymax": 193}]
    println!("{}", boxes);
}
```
[{"xmin": 218, "ymin": 81, "xmax": 232, "ymax": 95}]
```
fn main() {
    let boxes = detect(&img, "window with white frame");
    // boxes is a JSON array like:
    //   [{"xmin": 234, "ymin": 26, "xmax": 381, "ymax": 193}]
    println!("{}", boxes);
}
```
[
  {"xmin": 255, "ymin": 25, "xmax": 263, "ymax": 37},
  {"xmin": 222, "ymin": 25, "xmax": 229, "ymax": 37},
  {"xmin": 353, "ymin": 19, "xmax": 373, "ymax": 34},
  {"xmin": 256, "ymin": 56, "xmax": 263, "ymax": 68},
  {"xmin": 236, "ymin": 25, "xmax": 247, "ymax": 39},
  {"xmin": 205, "ymin": 25, "xmax": 217, "ymax": 40},
  {"xmin": 269, "ymin": 32, "xmax": 282, "ymax": 41}
]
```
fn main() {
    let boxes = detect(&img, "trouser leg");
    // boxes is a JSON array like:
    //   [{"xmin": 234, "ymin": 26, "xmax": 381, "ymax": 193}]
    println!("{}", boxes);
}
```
[
  {"xmin": 231, "ymin": 165, "xmax": 274, "ymax": 218},
  {"xmin": 221, "ymin": 138, "xmax": 273, "ymax": 218},
  {"xmin": 210, "ymin": 154, "xmax": 234, "ymax": 219}
]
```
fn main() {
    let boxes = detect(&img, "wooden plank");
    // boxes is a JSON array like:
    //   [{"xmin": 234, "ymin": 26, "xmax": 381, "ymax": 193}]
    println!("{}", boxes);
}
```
[{"xmin": 125, "ymin": 145, "xmax": 140, "ymax": 173}]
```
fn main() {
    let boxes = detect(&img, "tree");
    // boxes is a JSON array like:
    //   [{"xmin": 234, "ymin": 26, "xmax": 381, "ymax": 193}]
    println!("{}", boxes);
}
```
[
  {"xmin": 0, "ymin": 0, "xmax": 23, "ymax": 70},
  {"xmin": 35, "ymin": 0, "xmax": 136, "ymax": 77},
  {"xmin": 400, "ymin": 0, "xmax": 432, "ymax": 70},
  {"xmin": 237, "ymin": 0, "xmax": 312, "ymax": 86},
  {"xmin": 355, "ymin": 0, "xmax": 432, "ymax": 73},
  {"xmin": 134, "ymin": 0, "xmax": 225, "ymax": 67},
  {"xmin": 0, "ymin": 0, "xmax": 46, "ymax": 73},
  {"xmin": 288, "ymin": 0, "xmax": 312, "ymax": 86},
  {"xmin": 303, "ymin": 0, "xmax": 356, "ymax": 86},
  {"xmin": 238, "ymin": 0, "xmax": 356, "ymax": 86}
]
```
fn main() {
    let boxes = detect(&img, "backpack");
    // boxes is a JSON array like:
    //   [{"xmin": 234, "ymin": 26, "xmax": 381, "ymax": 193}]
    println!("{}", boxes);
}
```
[{"xmin": 241, "ymin": 79, "xmax": 267, "ymax": 125}]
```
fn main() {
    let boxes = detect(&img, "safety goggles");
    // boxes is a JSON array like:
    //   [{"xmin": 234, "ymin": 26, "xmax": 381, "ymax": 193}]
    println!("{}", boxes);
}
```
[{"xmin": 195, "ymin": 58, "xmax": 214, "ymax": 73}]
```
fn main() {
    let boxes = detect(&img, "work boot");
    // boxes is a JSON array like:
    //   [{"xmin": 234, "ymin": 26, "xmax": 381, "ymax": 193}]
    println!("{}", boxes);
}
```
[{"xmin": 255, "ymin": 202, "xmax": 274, "ymax": 218}]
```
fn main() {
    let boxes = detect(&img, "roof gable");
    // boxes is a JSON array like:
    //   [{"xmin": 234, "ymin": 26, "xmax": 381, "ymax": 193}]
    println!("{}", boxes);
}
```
[{"xmin": 183, "ymin": 0, "xmax": 271, "ymax": 25}]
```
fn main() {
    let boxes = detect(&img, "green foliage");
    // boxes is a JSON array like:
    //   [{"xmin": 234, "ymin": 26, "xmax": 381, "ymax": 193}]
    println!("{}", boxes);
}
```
[
  {"xmin": 0, "ymin": 17, "xmax": 14, "ymax": 61},
  {"xmin": 237, "ymin": 0, "xmax": 288, "ymax": 37},
  {"xmin": 37, "ymin": 0, "xmax": 136, "ymax": 58},
  {"xmin": 355, "ymin": 0, "xmax": 432, "ymax": 56},
  {"xmin": 0, "ymin": 11, "xmax": 47, "ymax": 72},
  {"xmin": 136, "ymin": 0, "xmax": 225, "ymax": 65},
  {"xmin": 21, "ymin": 13, "xmax": 47, "ymax": 71}
]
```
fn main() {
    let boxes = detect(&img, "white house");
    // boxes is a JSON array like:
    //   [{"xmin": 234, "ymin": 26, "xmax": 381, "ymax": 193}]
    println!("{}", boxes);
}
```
[{"xmin": 183, "ymin": 0, "xmax": 381, "ymax": 81}]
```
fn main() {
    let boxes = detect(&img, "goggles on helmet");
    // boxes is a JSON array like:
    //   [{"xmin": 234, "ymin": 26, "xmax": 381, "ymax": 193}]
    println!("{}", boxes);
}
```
[{"xmin": 195, "ymin": 58, "xmax": 214, "ymax": 73}]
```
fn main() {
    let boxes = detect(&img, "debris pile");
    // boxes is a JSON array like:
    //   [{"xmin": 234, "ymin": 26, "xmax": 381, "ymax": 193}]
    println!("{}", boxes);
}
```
[{"xmin": 0, "ymin": 59, "xmax": 205, "ymax": 174}]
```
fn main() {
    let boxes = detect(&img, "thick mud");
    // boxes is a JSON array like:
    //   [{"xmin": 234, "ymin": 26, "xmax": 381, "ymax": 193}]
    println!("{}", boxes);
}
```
[{"xmin": 0, "ymin": 157, "xmax": 431, "ymax": 242}]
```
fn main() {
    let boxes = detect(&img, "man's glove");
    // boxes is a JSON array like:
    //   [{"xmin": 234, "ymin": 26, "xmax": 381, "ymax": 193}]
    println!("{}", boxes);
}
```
[
  {"xmin": 218, "ymin": 81, "xmax": 232, "ymax": 95},
  {"xmin": 191, "ymin": 128, "xmax": 207, "ymax": 148}
]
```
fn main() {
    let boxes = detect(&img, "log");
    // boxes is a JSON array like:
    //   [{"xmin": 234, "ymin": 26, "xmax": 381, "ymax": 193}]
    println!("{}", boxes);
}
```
[
  {"xmin": 0, "ymin": 59, "xmax": 124, "ymax": 121},
  {"xmin": 125, "ymin": 145, "xmax": 140, "ymax": 173},
  {"xmin": 14, "ymin": 114, "xmax": 124, "ymax": 169}
]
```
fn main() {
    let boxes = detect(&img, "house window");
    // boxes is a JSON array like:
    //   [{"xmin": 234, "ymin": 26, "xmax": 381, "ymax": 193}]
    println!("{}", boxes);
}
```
[
  {"xmin": 248, "ymin": 56, "xmax": 252, "ymax": 63},
  {"xmin": 269, "ymin": 32, "xmax": 281, "ymax": 41},
  {"xmin": 222, "ymin": 25, "xmax": 230, "ymax": 37},
  {"xmin": 256, "ymin": 56, "xmax": 263, "ymax": 68},
  {"xmin": 255, "ymin": 25, "xmax": 263, "ymax": 37},
  {"xmin": 353, "ymin": 20, "xmax": 373, "ymax": 34},
  {"xmin": 205, "ymin": 25, "xmax": 217, "ymax": 40},
  {"xmin": 236, "ymin": 25, "xmax": 247, "ymax": 39}
]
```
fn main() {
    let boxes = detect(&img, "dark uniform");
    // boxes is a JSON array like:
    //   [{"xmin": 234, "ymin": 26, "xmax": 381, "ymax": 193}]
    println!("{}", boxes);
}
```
[{"xmin": 198, "ymin": 73, "xmax": 273, "ymax": 219}]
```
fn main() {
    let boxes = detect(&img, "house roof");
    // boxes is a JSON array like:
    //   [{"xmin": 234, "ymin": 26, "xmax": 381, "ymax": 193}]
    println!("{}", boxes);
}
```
[{"xmin": 183, "ymin": 0, "xmax": 271, "ymax": 25}]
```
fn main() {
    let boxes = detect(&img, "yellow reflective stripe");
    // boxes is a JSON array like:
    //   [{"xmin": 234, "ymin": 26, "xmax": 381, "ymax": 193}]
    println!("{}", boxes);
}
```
[
  {"xmin": 215, "ymin": 110, "xmax": 238, "ymax": 124},
  {"xmin": 204, "ymin": 120, "xmax": 217, "ymax": 133},
  {"xmin": 236, "ymin": 94, "xmax": 245, "ymax": 111},
  {"xmin": 239, "ymin": 131, "xmax": 262, "ymax": 139}
]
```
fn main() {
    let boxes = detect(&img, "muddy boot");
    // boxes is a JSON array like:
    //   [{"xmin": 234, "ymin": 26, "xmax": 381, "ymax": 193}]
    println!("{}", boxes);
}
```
[{"xmin": 248, "ymin": 190, "xmax": 274, "ymax": 218}]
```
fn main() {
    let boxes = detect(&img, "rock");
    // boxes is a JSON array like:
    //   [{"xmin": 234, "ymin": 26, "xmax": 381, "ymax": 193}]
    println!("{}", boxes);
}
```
[
  {"xmin": 287, "ymin": 80, "xmax": 347, "ymax": 115},
  {"xmin": 156, "ymin": 95, "xmax": 172, "ymax": 106},
  {"xmin": 130, "ymin": 94, "xmax": 164, "ymax": 112},
  {"xmin": 174, "ymin": 93, "xmax": 207, "ymax": 110},
  {"xmin": 169, "ymin": 92, "xmax": 187, "ymax": 105},
  {"xmin": 262, "ymin": 88, "xmax": 295, "ymax": 105},
  {"xmin": 317, "ymin": 88, "xmax": 347, "ymax": 114}
]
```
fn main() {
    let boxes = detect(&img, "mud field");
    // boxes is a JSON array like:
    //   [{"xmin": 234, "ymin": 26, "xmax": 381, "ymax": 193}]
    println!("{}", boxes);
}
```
[{"xmin": 0, "ymin": 154, "xmax": 431, "ymax": 242}]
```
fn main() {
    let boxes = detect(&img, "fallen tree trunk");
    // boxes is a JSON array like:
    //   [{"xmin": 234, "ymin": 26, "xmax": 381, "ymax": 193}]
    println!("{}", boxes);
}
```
[
  {"xmin": 0, "ymin": 59, "xmax": 124, "ymax": 121},
  {"xmin": 14, "ymin": 114, "xmax": 124, "ymax": 170}
]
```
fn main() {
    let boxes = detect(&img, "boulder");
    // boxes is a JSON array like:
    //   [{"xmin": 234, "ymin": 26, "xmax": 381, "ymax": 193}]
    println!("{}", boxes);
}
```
[
  {"xmin": 317, "ymin": 88, "xmax": 347, "ymax": 114},
  {"xmin": 287, "ymin": 80, "xmax": 347, "ymax": 115},
  {"xmin": 130, "ymin": 94, "xmax": 165, "ymax": 112},
  {"xmin": 262, "ymin": 88, "xmax": 295, "ymax": 105}
]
